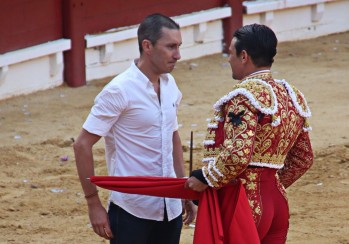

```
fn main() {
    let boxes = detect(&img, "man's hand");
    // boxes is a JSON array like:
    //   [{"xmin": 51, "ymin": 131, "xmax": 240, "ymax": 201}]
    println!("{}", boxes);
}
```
[
  {"xmin": 182, "ymin": 199, "xmax": 197, "ymax": 225},
  {"xmin": 87, "ymin": 200, "xmax": 114, "ymax": 240},
  {"xmin": 184, "ymin": 176, "xmax": 208, "ymax": 192}
]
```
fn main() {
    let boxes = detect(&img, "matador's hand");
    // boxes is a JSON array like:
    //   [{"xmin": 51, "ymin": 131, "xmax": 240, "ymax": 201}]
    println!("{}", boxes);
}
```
[{"xmin": 184, "ymin": 176, "xmax": 208, "ymax": 192}]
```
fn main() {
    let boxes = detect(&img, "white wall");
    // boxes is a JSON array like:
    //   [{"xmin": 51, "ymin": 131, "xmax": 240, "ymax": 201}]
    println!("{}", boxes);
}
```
[
  {"xmin": 0, "ymin": 39, "xmax": 70, "ymax": 100},
  {"xmin": 243, "ymin": 0, "xmax": 349, "ymax": 42},
  {"xmin": 85, "ymin": 7, "xmax": 231, "ymax": 82}
]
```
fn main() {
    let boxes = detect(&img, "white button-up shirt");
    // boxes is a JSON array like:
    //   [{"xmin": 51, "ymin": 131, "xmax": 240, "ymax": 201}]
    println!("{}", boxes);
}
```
[{"xmin": 83, "ymin": 61, "xmax": 183, "ymax": 221}]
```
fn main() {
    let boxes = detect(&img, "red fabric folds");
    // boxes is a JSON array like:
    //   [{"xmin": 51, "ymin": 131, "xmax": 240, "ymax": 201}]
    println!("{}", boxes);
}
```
[
  {"xmin": 217, "ymin": 183, "xmax": 260, "ymax": 244},
  {"xmin": 90, "ymin": 176, "xmax": 259, "ymax": 244},
  {"xmin": 90, "ymin": 176, "xmax": 200, "ymax": 200},
  {"xmin": 194, "ymin": 186, "xmax": 224, "ymax": 244}
]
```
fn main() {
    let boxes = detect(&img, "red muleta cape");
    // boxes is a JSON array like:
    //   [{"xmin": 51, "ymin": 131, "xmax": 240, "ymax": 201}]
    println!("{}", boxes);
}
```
[{"xmin": 90, "ymin": 176, "xmax": 259, "ymax": 244}]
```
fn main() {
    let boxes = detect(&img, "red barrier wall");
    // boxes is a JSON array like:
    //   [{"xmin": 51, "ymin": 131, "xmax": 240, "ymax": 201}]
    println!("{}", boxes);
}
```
[
  {"xmin": 83, "ymin": 0, "xmax": 223, "ymax": 34},
  {"xmin": 223, "ymin": 0, "xmax": 243, "ymax": 52},
  {"xmin": 62, "ymin": 0, "xmax": 227, "ymax": 87},
  {"xmin": 0, "ymin": 0, "xmax": 242, "ymax": 87},
  {"xmin": 0, "ymin": 0, "xmax": 63, "ymax": 54}
]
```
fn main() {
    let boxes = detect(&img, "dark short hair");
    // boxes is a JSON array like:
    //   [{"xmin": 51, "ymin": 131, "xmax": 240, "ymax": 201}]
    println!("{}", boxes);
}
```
[
  {"xmin": 137, "ymin": 13, "xmax": 180, "ymax": 54},
  {"xmin": 233, "ymin": 24, "xmax": 278, "ymax": 67}
]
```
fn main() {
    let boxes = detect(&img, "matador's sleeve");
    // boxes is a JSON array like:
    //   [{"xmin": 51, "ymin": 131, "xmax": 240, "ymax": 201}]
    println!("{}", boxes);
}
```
[
  {"xmin": 201, "ymin": 95, "xmax": 259, "ymax": 188},
  {"xmin": 277, "ymin": 131, "xmax": 314, "ymax": 188}
]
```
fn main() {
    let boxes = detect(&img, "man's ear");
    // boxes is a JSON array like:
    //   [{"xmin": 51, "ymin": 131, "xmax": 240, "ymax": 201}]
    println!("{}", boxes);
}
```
[
  {"xmin": 240, "ymin": 50, "xmax": 248, "ymax": 63},
  {"xmin": 142, "ymin": 39, "xmax": 153, "ymax": 54}
]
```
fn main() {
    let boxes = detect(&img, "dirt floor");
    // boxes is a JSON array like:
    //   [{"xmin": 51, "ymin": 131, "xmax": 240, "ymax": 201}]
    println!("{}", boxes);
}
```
[{"xmin": 0, "ymin": 31, "xmax": 348, "ymax": 244}]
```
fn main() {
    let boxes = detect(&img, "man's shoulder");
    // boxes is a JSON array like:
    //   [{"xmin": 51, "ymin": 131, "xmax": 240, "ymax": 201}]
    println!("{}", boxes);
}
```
[
  {"xmin": 237, "ymin": 78, "xmax": 274, "ymax": 97},
  {"xmin": 105, "ymin": 67, "xmax": 137, "ymax": 88},
  {"xmin": 275, "ymin": 79, "xmax": 311, "ymax": 117},
  {"xmin": 224, "ymin": 78, "xmax": 277, "ymax": 114}
]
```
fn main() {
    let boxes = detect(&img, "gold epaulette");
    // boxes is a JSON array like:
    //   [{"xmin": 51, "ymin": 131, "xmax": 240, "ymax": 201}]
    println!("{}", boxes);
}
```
[
  {"xmin": 213, "ymin": 78, "xmax": 279, "ymax": 125},
  {"xmin": 275, "ymin": 79, "xmax": 312, "ymax": 131}
]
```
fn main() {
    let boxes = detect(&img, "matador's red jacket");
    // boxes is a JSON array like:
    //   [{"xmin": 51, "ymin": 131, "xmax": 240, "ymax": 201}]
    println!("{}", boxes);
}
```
[
  {"xmin": 199, "ymin": 71, "xmax": 313, "ymax": 189},
  {"xmin": 191, "ymin": 71, "xmax": 314, "ymax": 225}
]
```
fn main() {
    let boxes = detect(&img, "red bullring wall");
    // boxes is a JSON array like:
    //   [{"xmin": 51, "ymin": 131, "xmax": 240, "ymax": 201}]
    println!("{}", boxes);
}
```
[{"xmin": 0, "ymin": 0, "xmax": 242, "ymax": 87}]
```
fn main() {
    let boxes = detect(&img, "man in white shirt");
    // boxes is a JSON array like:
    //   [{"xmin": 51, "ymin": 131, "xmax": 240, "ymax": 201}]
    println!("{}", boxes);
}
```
[{"xmin": 74, "ymin": 13, "xmax": 196, "ymax": 243}]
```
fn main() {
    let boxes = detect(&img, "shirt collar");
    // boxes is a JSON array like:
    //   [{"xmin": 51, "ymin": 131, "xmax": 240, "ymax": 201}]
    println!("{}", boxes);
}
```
[
  {"xmin": 131, "ymin": 60, "xmax": 169, "ymax": 87},
  {"xmin": 242, "ymin": 70, "xmax": 273, "ymax": 81}
]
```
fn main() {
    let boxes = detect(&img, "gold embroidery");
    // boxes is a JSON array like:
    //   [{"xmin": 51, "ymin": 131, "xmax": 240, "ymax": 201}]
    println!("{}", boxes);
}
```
[
  {"xmin": 202, "ymin": 71, "xmax": 312, "ymax": 188},
  {"xmin": 240, "ymin": 169, "xmax": 262, "ymax": 224},
  {"xmin": 203, "ymin": 148, "xmax": 220, "ymax": 158},
  {"xmin": 247, "ymin": 182, "xmax": 256, "ymax": 190}
]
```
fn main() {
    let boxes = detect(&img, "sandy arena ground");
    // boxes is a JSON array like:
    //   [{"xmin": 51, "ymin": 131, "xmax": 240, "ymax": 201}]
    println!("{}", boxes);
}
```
[{"xmin": 0, "ymin": 31, "xmax": 348, "ymax": 243}]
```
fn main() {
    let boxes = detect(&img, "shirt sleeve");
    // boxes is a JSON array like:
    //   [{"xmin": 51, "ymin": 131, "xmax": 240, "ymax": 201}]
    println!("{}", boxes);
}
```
[
  {"xmin": 202, "ymin": 95, "xmax": 258, "ymax": 188},
  {"xmin": 83, "ymin": 86, "xmax": 128, "ymax": 137},
  {"xmin": 277, "ymin": 131, "xmax": 314, "ymax": 188}
]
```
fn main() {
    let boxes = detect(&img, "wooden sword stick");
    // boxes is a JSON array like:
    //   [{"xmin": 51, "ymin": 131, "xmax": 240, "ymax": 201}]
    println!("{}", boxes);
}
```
[{"xmin": 189, "ymin": 131, "xmax": 193, "ymax": 176}]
